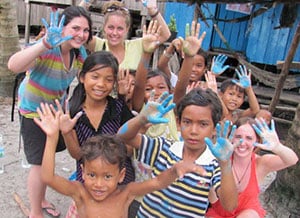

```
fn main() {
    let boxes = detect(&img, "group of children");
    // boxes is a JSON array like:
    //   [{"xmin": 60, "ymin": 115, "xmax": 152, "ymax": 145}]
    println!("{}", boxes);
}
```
[{"xmin": 8, "ymin": 2, "xmax": 298, "ymax": 218}]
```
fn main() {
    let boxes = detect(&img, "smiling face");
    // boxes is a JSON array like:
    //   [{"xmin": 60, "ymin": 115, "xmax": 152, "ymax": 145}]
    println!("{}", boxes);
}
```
[
  {"xmin": 145, "ymin": 75, "xmax": 170, "ymax": 102},
  {"xmin": 80, "ymin": 65, "xmax": 115, "ymax": 103},
  {"xmin": 221, "ymin": 85, "xmax": 245, "ymax": 112},
  {"xmin": 82, "ymin": 157, "xmax": 125, "ymax": 202},
  {"xmin": 103, "ymin": 14, "xmax": 129, "ymax": 47},
  {"xmin": 232, "ymin": 123, "xmax": 257, "ymax": 157},
  {"xmin": 179, "ymin": 105, "xmax": 215, "ymax": 156},
  {"xmin": 189, "ymin": 54, "xmax": 207, "ymax": 83},
  {"xmin": 62, "ymin": 16, "xmax": 90, "ymax": 48}
]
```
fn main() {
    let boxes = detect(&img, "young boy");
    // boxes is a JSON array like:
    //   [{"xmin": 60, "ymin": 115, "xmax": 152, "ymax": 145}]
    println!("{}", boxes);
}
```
[
  {"xmin": 117, "ymin": 89, "xmax": 239, "ymax": 217},
  {"xmin": 34, "ymin": 102, "xmax": 205, "ymax": 218},
  {"xmin": 219, "ymin": 65, "xmax": 260, "ymax": 123}
]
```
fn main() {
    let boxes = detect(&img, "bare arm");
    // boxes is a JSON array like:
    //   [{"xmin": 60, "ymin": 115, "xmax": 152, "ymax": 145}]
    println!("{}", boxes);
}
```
[
  {"xmin": 127, "ymin": 160, "xmax": 206, "ymax": 197},
  {"xmin": 7, "ymin": 42, "xmax": 48, "ymax": 73},
  {"xmin": 173, "ymin": 21, "xmax": 206, "ymax": 104},
  {"xmin": 34, "ymin": 103, "xmax": 83, "ymax": 199}
]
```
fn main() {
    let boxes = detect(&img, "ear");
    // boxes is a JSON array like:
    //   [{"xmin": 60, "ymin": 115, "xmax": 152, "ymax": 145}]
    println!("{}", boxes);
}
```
[
  {"xmin": 118, "ymin": 168, "xmax": 126, "ymax": 184},
  {"xmin": 81, "ymin": 164, "xmax": 85, "ymax": 180},
  {"xmin": 79, "ymin": 75, "xmax": 85, "ymax": 83},
  {"xmin": 176, "ymin": 116, "xmax": 180, "ymax": 127}
]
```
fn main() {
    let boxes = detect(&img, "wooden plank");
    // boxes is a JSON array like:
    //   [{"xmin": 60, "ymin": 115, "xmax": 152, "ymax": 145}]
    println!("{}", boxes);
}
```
[{"xmin": 277, "ymin": 61, "xmax": 300, "ymax": 70}]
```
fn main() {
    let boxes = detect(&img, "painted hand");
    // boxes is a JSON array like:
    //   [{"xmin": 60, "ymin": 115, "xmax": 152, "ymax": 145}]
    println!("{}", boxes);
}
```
[
  {"xmin": 211, "ymin": 54, "xmax": 229, "ymax": 75},
  {"xmin": 142, "ymin": 20, "xmax": 161, "ymax": 53},
  {"xmin": 180, "ymin": 21, "xmax": 206, "ymax": 57},
  {"xmin": 252, "ymin": 118, "xmax": 280, "ymax": 151},
  {"xmin": 205, "ymin": 120, "xmax": 239, "ymax": 162},
  {"xmin": 140, "ymin": 92, "xmax": 175, "ymax": 124},
  {"xmin": 141, "ymin": 0, "xmax": 157, "ymax": 9},
  {"xmin": 42, "ymin": 11, "xmax": 73, "ymax": 48},
  {"xmin": 175, "ymin": 161, "xmax": 207, "ymax": 178},
  {"xmin": 232, "ymin": 65, "xmax": 251, "ymax": 88}
]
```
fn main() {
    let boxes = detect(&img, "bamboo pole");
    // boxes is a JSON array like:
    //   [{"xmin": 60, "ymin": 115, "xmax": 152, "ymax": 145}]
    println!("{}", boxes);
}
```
[{"xmin": 268, "ymin": 22, "xmax": 300, "ymax": 114}]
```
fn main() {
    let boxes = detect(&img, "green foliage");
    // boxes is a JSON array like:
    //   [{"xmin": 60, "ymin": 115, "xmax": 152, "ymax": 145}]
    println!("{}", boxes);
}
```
[{"xmin": 168, "ymin": 14, "xmax": 177, "ymax": 32}]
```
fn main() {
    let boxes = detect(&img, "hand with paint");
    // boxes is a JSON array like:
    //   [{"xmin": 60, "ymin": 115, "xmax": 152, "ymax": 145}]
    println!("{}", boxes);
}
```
[
  {"xmin": 141, "ymin": 0, "xmax": 157, "ymax": 9},
  {"xmin": 180, "ymin": 21, "xmax": 206, "ymax": 58},
  {"xmin": 252, "ymin": 118, "xmax": 280, "ymax": 151},
  {"xmin": 41, "ymin": 11, "xmax": 73, "ymax": 49},
  {"xmin": 140, "ymin": 92, "xmax": 175, "ymax": 124},
  {"xmin": 211, "ymin": 54, "xmax": 229, "ymax": 75},
  {"xmin": 174, "ymin": 160, "xmax": 207, "ymax": 178},
  {"xmin": 232, "ymin": 65, "xmax": 251, "ymax": 89},
  {"xmin": 142, "ymin": 20, "xmax": 161, "ymax": 53},
  {"xmin": 205, "ymin": 120, "xmax": 239, "ymax": 162}
]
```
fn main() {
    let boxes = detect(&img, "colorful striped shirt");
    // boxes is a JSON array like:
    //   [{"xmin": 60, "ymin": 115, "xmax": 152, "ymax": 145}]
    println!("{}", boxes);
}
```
[
  {"xmin": 137, "ymin": 136, "xmax": 221, "ymax": 218},
  {"xmin": 18, "ymin": 46, "xmax": 86, "ymax": 118}
]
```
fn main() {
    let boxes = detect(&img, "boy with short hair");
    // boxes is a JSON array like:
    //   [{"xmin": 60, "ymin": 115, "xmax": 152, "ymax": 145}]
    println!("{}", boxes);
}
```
[
  {"xmin": 34, "ymin": 102, "xmax": 206, "ymax": 218},
  {"xmin": 117, "ymin": 89, "xmax": 239, "ymax": 217},
  {"xmin": 219, "ymin": 65, "xmax": 260, "ymax": 123}
]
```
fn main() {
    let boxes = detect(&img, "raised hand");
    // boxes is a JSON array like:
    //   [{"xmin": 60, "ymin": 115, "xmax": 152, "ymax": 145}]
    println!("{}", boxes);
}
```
[
  {"xmin": 232, "ymin": 65, "xmax": 251, "ymax": 89},
  {"xmin": 140, "ymin": 92, "xmax": 175, "ymax": 124},
  {"xmin": 252, "ymin": 118, "xmax": 280, "ymax": 151},
  {"xmin": 180, "ymin": 21, "xmax": 206, "ymax": 57},
  {"xmin": 211, "ymin": 54, "xmax": 229, "ymax": 75},
  {"xmin": 142, "ymin": 20, "xmax": 161, "ymax": 53},
  {"xmin": 41, "ymin": 11, "xmax": 73, "ymax": 49},
  {"xmin": 175, "ymin": 160, "xmax": 207, "ymax": 178},
  {"xmin": 205, "ymin": 71, "xmax": 218, "ymax": 93},
  {"xmin": 117, "ymin": 69, "xmax": 130, "ymax": 96},
  {"xmin": 54, "ymin": 99, "xmax": 82, "ymax": 134},
  {"xmin": 205, "ymin": 120, "xmax": 239, "ymax": 162},
  {"xmin": 33, "ymin": 102, "xmax": 60, "ymax": 137}
]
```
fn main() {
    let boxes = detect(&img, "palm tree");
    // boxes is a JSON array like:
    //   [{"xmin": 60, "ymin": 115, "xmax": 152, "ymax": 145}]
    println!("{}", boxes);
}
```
[{"xmin": 0, "ymin": 0, "xmax": 20, "ymax": 97}]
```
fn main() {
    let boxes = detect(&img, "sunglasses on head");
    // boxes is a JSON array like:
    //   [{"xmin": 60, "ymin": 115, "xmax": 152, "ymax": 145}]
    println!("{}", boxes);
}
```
[{"xmin": 105, "ymin": 5, "xmax": 129, "ymax": 14}]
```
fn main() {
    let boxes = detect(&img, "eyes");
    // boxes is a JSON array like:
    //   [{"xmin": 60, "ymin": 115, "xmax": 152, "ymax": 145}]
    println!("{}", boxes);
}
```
[
  {"xmin": 72, "ymin": 26, "xmax": 90, "ymax": 34},
  {"xmin": 86, "ymin": 172, "xmax": 113, "ymax": 181},
  {"xmin": 181, "ymin": 119, "xmax": 209, "ymax": 128}
]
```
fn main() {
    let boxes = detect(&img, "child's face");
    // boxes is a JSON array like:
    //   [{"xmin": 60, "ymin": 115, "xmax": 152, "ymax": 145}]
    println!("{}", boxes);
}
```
[
  {"xmin": 232, "ymin": 123, "xmax": 257, "ymax": 157},
  {"xmin": 82, "ymin": 157, "xmax": 125, "ymax": 202},
  {"xmin": 145, "ymin": 75, "xmax": 170, "ymax": 101},
  {"xmin": 179, "ymin": 105, "xmax": 215, "ymax": 153},
  {"xmin": 80, "ymin": 65, "xmax": 115, "ymax": 102},
  {"xmin": 221, "ymin": 86, "xmax": 244, "ymax": 112},
  {"xmin": 189, "ymin": 54, "xmax": 206, "ymax": 83},
  {"xmin": 126, "ymin": 74, "xmax": 135, "ymax": 102}
]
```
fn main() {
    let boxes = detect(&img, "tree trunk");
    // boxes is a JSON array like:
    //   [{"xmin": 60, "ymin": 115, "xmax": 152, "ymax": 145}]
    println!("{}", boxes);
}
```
[
  {"xmin": 0, "ymin": 0, "xmax": 20, "ymax": 97},
  {"xmin": 261, "ymin": 103, "xmax": 300, "ymax": 217}
]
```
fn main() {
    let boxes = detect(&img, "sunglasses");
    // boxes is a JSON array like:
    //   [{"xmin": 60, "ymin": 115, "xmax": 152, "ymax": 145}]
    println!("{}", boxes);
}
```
[{"xmin": 105, "ymin": 5, "xmax": 129, "ymax": 14}]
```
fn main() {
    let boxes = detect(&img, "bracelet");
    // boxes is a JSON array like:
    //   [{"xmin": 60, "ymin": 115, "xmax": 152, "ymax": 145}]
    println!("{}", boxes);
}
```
[
  {"xmin": 163, "ymin": 50, "xmax": 173, "ymax": 59},
  {"xmin": 150, "ymin": 9, "xmax": 159, "ymax": 18},
  {"xmin": 42, "ymin": 37, "xmax": 52, "ymax": 50}
]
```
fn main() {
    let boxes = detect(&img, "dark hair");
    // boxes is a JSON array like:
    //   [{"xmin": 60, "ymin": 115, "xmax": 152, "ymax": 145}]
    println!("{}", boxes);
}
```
[
  {"xmin": 69, "ymin": 51, "xmax": 119, "ymax": 116},
  {"xmin": 176, "ymin": 88, "xmax": 223, "ymax": 126},
  {"xmin": 220, "ymin": 78, "xmax": 245, "ymax": 96},
  {"xmin": 81, "ymin": 134, "xmax": 126, "ymax": 170},
  {"xmin": 60, "ymin": 6, "xmax": 93, "ymax": 43},
  {"xmin": 234, "ymin": 116, "xmax": 259, "ymax": 139},
  {"xmin": 147, "ymin": 69, "xmax": 172, "ymax": 91},
  {"xmin": 196, "ymin": 48, "xmax": 208, "ymax": 67}
]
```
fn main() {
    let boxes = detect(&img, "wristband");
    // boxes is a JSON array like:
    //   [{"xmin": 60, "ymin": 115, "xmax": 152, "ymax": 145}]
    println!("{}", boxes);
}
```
[
  {"xmin": 42, "ymin": 37, "xmax": 52, "ymax": 50},
  {"xmin": 150, "ymin": 9, "xmax": 159, "ymax": 18}
]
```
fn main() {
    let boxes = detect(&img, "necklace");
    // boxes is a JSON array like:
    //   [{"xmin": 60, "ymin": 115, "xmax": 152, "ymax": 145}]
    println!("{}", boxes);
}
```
[{"xmin": 232, "ymin": 157, "xmax": 251, "ymax": 185}]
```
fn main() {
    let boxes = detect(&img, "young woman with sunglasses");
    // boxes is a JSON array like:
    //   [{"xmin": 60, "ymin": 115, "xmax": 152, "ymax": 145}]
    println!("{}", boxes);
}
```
[{"xmin": 80, "ymin": 0, "xmax": 171, "ymax": 70}]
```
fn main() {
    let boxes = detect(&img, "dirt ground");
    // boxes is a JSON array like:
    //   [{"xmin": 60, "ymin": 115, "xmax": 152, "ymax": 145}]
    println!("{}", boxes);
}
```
[
  {"xmin": 0, "ymin": 96, "xmax": 278, "ymax": 218},
  {"xmin": 0, "ymin": 97, "xmax": 75, "ymax": 217}
]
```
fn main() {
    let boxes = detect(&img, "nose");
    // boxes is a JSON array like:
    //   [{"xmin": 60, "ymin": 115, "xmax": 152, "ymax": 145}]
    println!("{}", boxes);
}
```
[{"xmin": 190, "ymin": 124, "xmax": 198, "ymax": 135}]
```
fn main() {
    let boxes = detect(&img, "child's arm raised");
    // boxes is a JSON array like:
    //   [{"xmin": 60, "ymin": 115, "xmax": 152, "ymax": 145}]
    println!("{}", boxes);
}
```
[
  {"xmin": 34, "ymin": 103, "xmax": 83, "ymax": 199},
  {"xmin": 232, "ymin": 65, "xmax": 260, "ymax": 118},
  {"xmin": 204, "ymin": 120, "xmax": 240, "ymax": 211},
  {"xmin": 132, "ymin": 20, "xmax": 161, "ymax": 112},
  {"xmin": 126, "ymin": 160, "xmax": 206, "ymax": 197},
  {"xmin": 118, "ymin": 92, "xmax": 175, "ymax": 147},
  {"xmin": 173, "ymin": 21, "xmax": 206, "ymax": 104}
]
